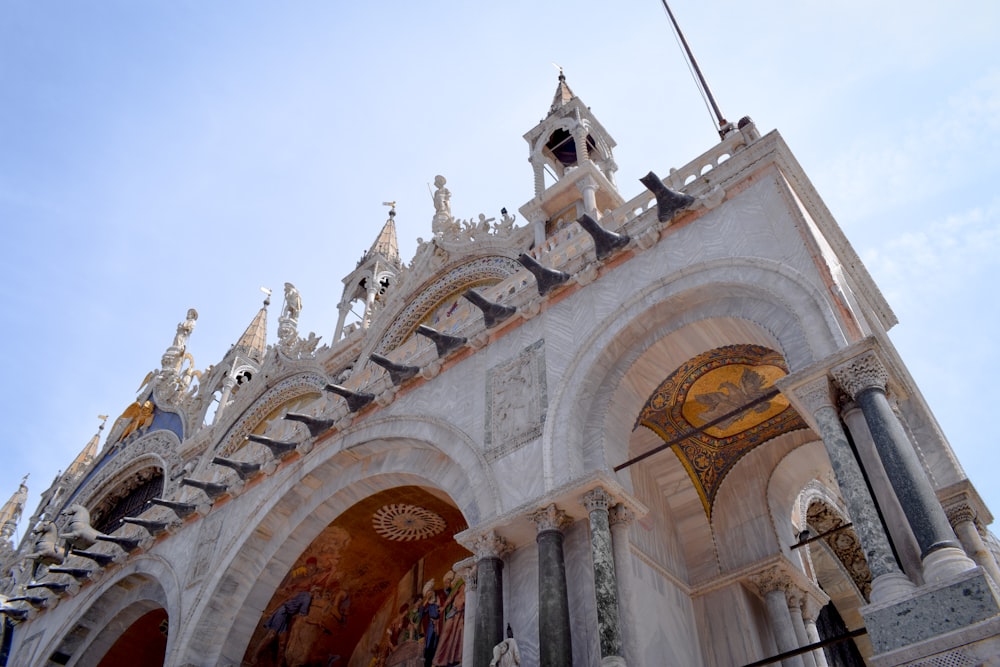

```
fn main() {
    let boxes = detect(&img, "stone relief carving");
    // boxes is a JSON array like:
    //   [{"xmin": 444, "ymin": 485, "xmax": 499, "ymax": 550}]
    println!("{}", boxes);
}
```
[
  {"xmin": 831, "ymin": 350, "xmax": 890, "ymax": 399},
  {"xmin": 485, "ymin": 340, "xmax": 547, "ymax": 460}
]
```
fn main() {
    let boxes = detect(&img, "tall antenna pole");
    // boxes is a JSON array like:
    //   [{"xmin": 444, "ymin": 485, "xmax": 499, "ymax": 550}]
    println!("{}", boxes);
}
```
[{"xmin": 660, "ymin": 0, "xmax": 730, "ymax": 139}]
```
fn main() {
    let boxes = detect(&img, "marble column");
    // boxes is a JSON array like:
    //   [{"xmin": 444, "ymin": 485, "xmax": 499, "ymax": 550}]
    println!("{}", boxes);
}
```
[
  {"xmin": 786, "ymin": 590, "xmax": 815, "ymax": 667},
  {"xmin": 794, "ymin": 377, "xmax": 915, "ymax": 602},
  {"xmin": 832, "ymin": 352, "xmax": 975, "ymax": 583},
  {"xmin": 609, "ymin": 504, "xmax": 641, "ymax": 667},
  {"xmin": 529, "ymin": 504, "xmax": 573, "ymax": 667},
  {"xmin": 750, "ymin": 569, "xmax": 805, "ymax": 667},
  {"xmin": 947, "ymin": 503, "xmax": 1000, "ymax": 586},
  {"xmin": 801, "ymin": 598, "xmax": 829, "ymax": 667},
  {"xmin": 583, "ymin": 487, "xmax": 625, "ymax": 667},
  {"xmin": 472, "ymin": 531, "xmax": 511, "ymax": 667},
  {"xmin": 577, "ymin": 174, "xmax": 599, "ymax": 217}
]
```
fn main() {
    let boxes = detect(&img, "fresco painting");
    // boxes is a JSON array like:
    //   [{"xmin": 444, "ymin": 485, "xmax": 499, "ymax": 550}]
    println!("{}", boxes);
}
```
[{"xmin": 244, "ymin": 486, "xmax": 469, "ymax": 667}]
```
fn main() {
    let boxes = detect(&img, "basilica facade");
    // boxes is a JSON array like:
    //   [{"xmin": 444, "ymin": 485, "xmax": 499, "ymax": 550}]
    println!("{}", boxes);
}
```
[{"xmin": 2, "ymin": 75, "xmax": 999, "ymax": 667}]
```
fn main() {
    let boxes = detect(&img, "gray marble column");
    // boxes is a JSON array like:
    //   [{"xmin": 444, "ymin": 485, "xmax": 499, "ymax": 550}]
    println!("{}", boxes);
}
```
[
  {"xmin": 609, "ymin": 504, "xmax": 641, "ymax": 667},
  {"xmin": 472, "ymin": 531, "xmax": 511, "ymax": 667},
  {"xmin": 801, "ymin": 598, "xmax": 829, "ymax": 667},
  {"xmin": 583, "ymin": 487, "xmax": 625, "ymax": 666},
  {"xmin": 832, "ymin": 352, "xmax": 974, "ymax": 583},
  {"xmin": 529, "ymin": 504, "xmax": 573, "ymax": 667},
  {"xmin": 947, "ymin": 503, "xmax": 1000, "ymax": 586},
  {"xmin": 786, "ymin": 590, "xmax": 815, "ymax": 667},
  {"xmin": 795, "ymin": 377, "xmax": 915, "ymax": 602},
  {"xmin": 750, "ymin": 569, "xmax": 805, "ymax": 667}
]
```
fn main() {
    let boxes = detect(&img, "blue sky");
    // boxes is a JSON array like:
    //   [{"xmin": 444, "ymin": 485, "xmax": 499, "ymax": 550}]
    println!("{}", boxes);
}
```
[{"xmin": 1, "ymin": 1, "xmax": 998, "ymax": 540}]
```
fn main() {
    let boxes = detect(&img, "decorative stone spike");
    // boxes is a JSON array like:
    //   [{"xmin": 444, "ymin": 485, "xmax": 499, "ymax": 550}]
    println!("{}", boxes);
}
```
[
  {"xmin": 180, "ymin": 477, "xmax": 229, "ymax": 501},
  {"xmin": 463, "ymin": 289, "xmax": 516, "ymax": 328},
  {"xmin": 6, "ymin": 596, "xmax": 46, "ymax": 609},
  {"xmin": 517, "ymin": 253, "xmax": 571, "ymax": 296},
  {"xmin": 247, "ymin": 433, "xmax": 299, "ymax": 458},
  {"xmin": 575, "ymin": 214, "xmax": 630, "ymax": 260},
  {"xmin": 324, "ymin": 384, "xmax": 375, "ymax": 412},
  {"xmin": 26, "ymin": 581, "xmax": 69, "ymax": 594},
  {"xmin": 95, "ymin": 534, "xmax": 141, "ymax": 553},
  {"xmin": 211, "ymin": 456, "xmax": 262, "ymax": 481},
  {"xmin": 639, "ymin": 171, "xmax": 695, "ymax": 222},
  {"xmin": 121, "ymin": 517, "xmax": 171, "ymax": 536},
  {"xmin": 147, "ymin": 498, "xmax": 198, "ymax": 520},
  {"xmin": 47, "ymin": 566, "xmax": 92, "ymax": 581},
  {"xmin": 0, "ymin": 606, "xmax": 29, "ymax": 621},
  {"xmin": 284, "ymin": 412, "xmax": 336, "ymax": 438},
  {"xmin": 370, "ymin": 354, "xmax": 421, "ymax": 385},
  {"xmin": 416, "ymin": 325, "xmax": 467, "ymax": 358},
  {"xmin": 69, "ymin": 549, "xmax": 115, "ymax": 567}
]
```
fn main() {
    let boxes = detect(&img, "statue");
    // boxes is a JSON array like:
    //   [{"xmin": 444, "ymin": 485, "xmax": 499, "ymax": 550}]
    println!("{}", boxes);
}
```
[
  {"xmin": 432, "ymin": 175, "xmax": 457, "ymax": 237},
  {"xmin": 490, "ymin": 625, "xmax": 520, "ymax": 667},
  {"xmin": 432, "ymin": 570, "xmax": 465, "ymax": 666},
  {"xmin": 59, "ymin": 504, "xmax": 103, "ymax": 550},
  {"xmin": 23, "ymin": 521, "xmax": 64, "ymax": 577},
  {"xmin": 282, "ymin": 282, "xmax": 302, "ymax": 322},
  {"xmin": 172, "ymin": 308, "xmax": 199, "ymax": 351},
  {"xmin": 496, "ymin": 208, "xmax": 516, "ymax": 234},
  {"xmin": 111, "ymin": 400, "xmax": 155, "ymax": 444}
]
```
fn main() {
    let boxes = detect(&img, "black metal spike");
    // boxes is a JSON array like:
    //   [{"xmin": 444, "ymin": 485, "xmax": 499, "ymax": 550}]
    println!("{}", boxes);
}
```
[
  {"xmin": 47, "ymin": 566, "xmax": 92, "ymax": 581},
  {"xmin": 575, "ymin": 214, "xmax": 631, "ymax": 260},
  {"xmin": 6, "ymin": 596, "xmax": 46, "ymax": 609},
  {"xmin": 180, "ymin": 477, "xmax": 229, "ymax": 501},
  {"xmin": 211, "ymin": 456, "xmax": 262, "ymax": 481},
  {"xmin": 463, "ymin": 289, "xmax": 516, "ymax": 328},
  {"xmin": 369, "ymin": 354, "xmax": 420, "ymax": 386},
  {"xmin": 416, "ymin": 325, "xmax": 467, "ymax": 358},
  {"xmin": 639, "ymin": 171, "xmax": 695, "ymax": 222},
  {"xmin": 247, "ymin": 433, "xmax": 299, "ymax": 458},
  {"xmin": 70, "ymin": 549, "xmax": 115, "ymax": 567},
  {"xmin": 324, "ymin": 384, "xmax": 375, "ymax": 412},
  {"xmin": 517, "ymin": 253, "xmax": 571, "ymax": 296},
  {"xmin": 147, "ymin": 498, "xmax": 198, "ymax": 520},
  {"xmin": 26, "ymin": 581, "xmax": 69, "ymax": 593},
  {"xmin": 121, "ymin": 517, "xmax": 171, "ymax": 536},
  {"xmin": 95, "ymin": 534, "xmax": 141, "ymax": 553},
  {"xmin": 283, "ymin": 412, "xmax": 335, "ymax": 438}
]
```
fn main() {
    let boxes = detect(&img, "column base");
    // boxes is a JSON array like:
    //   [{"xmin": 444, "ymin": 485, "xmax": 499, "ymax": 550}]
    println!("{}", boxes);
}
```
[
  {"xmin": 922, "ymin": 544, "xmax": 977, "ymax": 584},
  {"xmin": 869, "ymin": 571, "xmax": 917, "ymax": 604},
  {"xmin": 862, "ymin": 567, "xmax": 1000, "ymax": 657}
]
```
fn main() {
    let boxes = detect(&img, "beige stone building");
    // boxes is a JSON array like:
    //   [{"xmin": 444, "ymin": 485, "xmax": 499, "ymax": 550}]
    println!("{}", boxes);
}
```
[{"xmin": 2, "ymin": 74, "xmax": 999, "ymax": 667}]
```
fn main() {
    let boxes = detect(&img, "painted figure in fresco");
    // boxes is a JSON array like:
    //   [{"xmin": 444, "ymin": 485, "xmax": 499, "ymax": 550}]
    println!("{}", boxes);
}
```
[
  {"xmin": 432, "ymin": 571, "xmax": 465, "ymax": 667},
  {"xmin": 250, "ymin": 587, "xmax": 314, "ymax": 665},
  {"xmin": 489, "ymin": 625, "xmax": 520, "ymax": 667},
  {"xmin": 417, "ymin": 579, "xmax": 445, "ymax": 667}
]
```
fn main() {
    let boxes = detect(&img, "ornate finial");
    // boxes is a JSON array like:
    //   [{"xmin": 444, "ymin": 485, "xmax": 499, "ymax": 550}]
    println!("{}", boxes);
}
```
[
  {"xmin": 260, "ymin": 286, "xmax": 272, "ymax": 307},
  {"xmin": 97, "ymin": 415, "xmax": 108, "ymax": 432},
  {"xmin": 552, "ymin": 62, "xmax": 564, "ymax": 81},
  {"xmin": 382, "ymin": 201, "xmax": 397, "ymax": 217}
]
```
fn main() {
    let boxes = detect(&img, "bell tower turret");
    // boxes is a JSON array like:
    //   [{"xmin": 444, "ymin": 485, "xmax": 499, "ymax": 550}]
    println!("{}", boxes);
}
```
[{"xmin": 520, "ymin": 71, "xmax": 625, "ymax": 245}]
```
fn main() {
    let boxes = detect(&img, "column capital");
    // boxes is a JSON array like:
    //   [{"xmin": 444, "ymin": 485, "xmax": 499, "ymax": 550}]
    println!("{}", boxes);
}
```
[
  {"xmin": 793, "ymin": 376, "xmax": 837, "ymax": 415},
  {"xmin": 582, "ymin": 486, "xmax": 612, "ymax": 513},
  {"xmin": 945, "ymin": 502, "xmax": 977, "ymax": 527},
  {"xmin": 608, "ymin": 503, "xmax": 635, "ymax": 528},
  {"xmin": 832, "ymin": 351, "xmax": 889, "ymax": 398},
  {"xmin": 575, "ymin": 174, "xmax": 599, "ymax": 194},
  {"xmin": 529, "ymin": 503, "xmax": 573, "ymax": 534},
  {"xmin": 472, "ymin": 530, "xmax": 512, "ymax": 561},
  {"xmin": 746, "ymin": 565, "xmax": 791, "ymax": 597}
]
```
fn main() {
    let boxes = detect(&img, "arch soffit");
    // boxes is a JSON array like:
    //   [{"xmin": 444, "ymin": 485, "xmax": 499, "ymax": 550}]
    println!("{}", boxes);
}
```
[
  {"xmin": 35, "ymin": 556, "xmax": 179, "ymax": 667},
  {"xmin": 177, "ymin": 418, "xmax": 497, "ymax": 662},
  {"xmin": 764, "ymin": 438, "xmax": 833, "ymax": 549},
  {"xmin": 544, "ymin": 258, "xmax": 847, "ymax": 489}
]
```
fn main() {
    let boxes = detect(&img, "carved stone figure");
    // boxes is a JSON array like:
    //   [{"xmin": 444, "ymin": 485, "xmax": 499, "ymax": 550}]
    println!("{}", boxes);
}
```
[
  {"xmin": 59, "ymin": 504, "xmax": 103, "ymax": 550},
  {"xmin": 490, "ymin": 625, "xmax": 520, "ymax": 667},
  {"xmin": 24, "ymin": 521, "xmax": 64, "ymax": 576},
  {"xmin": 432, "ymin": 175, "xmax": 458, "ymax": 238},
  {"xmin": 282, "ymin": 282, "xmax": 302, "ymax": 322},
  {"xmin": 111, "ymin": 400, "xmax": 155, "ymax": 444},
  {"xmin": 172, "ymin": 308, "xmax": 199, "ymax": 351}
]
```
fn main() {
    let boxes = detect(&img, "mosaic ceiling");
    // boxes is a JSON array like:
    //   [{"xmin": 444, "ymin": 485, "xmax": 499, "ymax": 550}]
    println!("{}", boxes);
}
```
[{"xmin": 635, "ymin": 344, "xmax": 808, "ymax": 518}]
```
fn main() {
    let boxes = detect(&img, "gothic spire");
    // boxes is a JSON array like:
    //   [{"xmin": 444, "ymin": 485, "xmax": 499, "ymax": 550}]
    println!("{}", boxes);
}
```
[
  {"xmin": 233, "ymin": 294, "xmax": 270, "ymax": 364},
  {"xmin": 64, "ymin": 416, "xmax": 106, "ymax": 482},
  {"xmin": 549, "ymin": 69, "xmax": 575, "ymax": 113},
  {"xmin": 0, "ymin": 475, "xmax": 28, "ymax": 544}
]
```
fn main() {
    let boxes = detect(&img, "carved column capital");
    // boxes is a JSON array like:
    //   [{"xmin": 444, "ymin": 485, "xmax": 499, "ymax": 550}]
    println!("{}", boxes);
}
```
[
  {"xmin": 529, "ymin": 504, "xmax": 573, "ymax": 534},
  {"xmin": 454, "ymin": 557, "xmax": 478, "ymax": 592},
  {"xmin": 472, "ymin": 530, "xmax": 512, "ymax": 561},
  {"xmin": 832, "ymin": 351, "xmax": 889, "ymax": 399},
  {"xmin": 575, "ymin": 174, "xmax": 599, "ymax": 194},
  {"xmin": 746, "ymin": 566, "xmax": 791, "ymax": 597},
  {"xmin": 794, "ymin": 376, "xmax": 837, "ymax": 415},
  {"xmin": 608, "ymin": 503, "xmax": 635, "ymax": 528},
  {"xmin": 945, "ymin": 502, "xmax": 977, "ymax": 527},
  {"xmin": 582, "ymin": 486, "xmax": 613, "ymax": 514}
]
